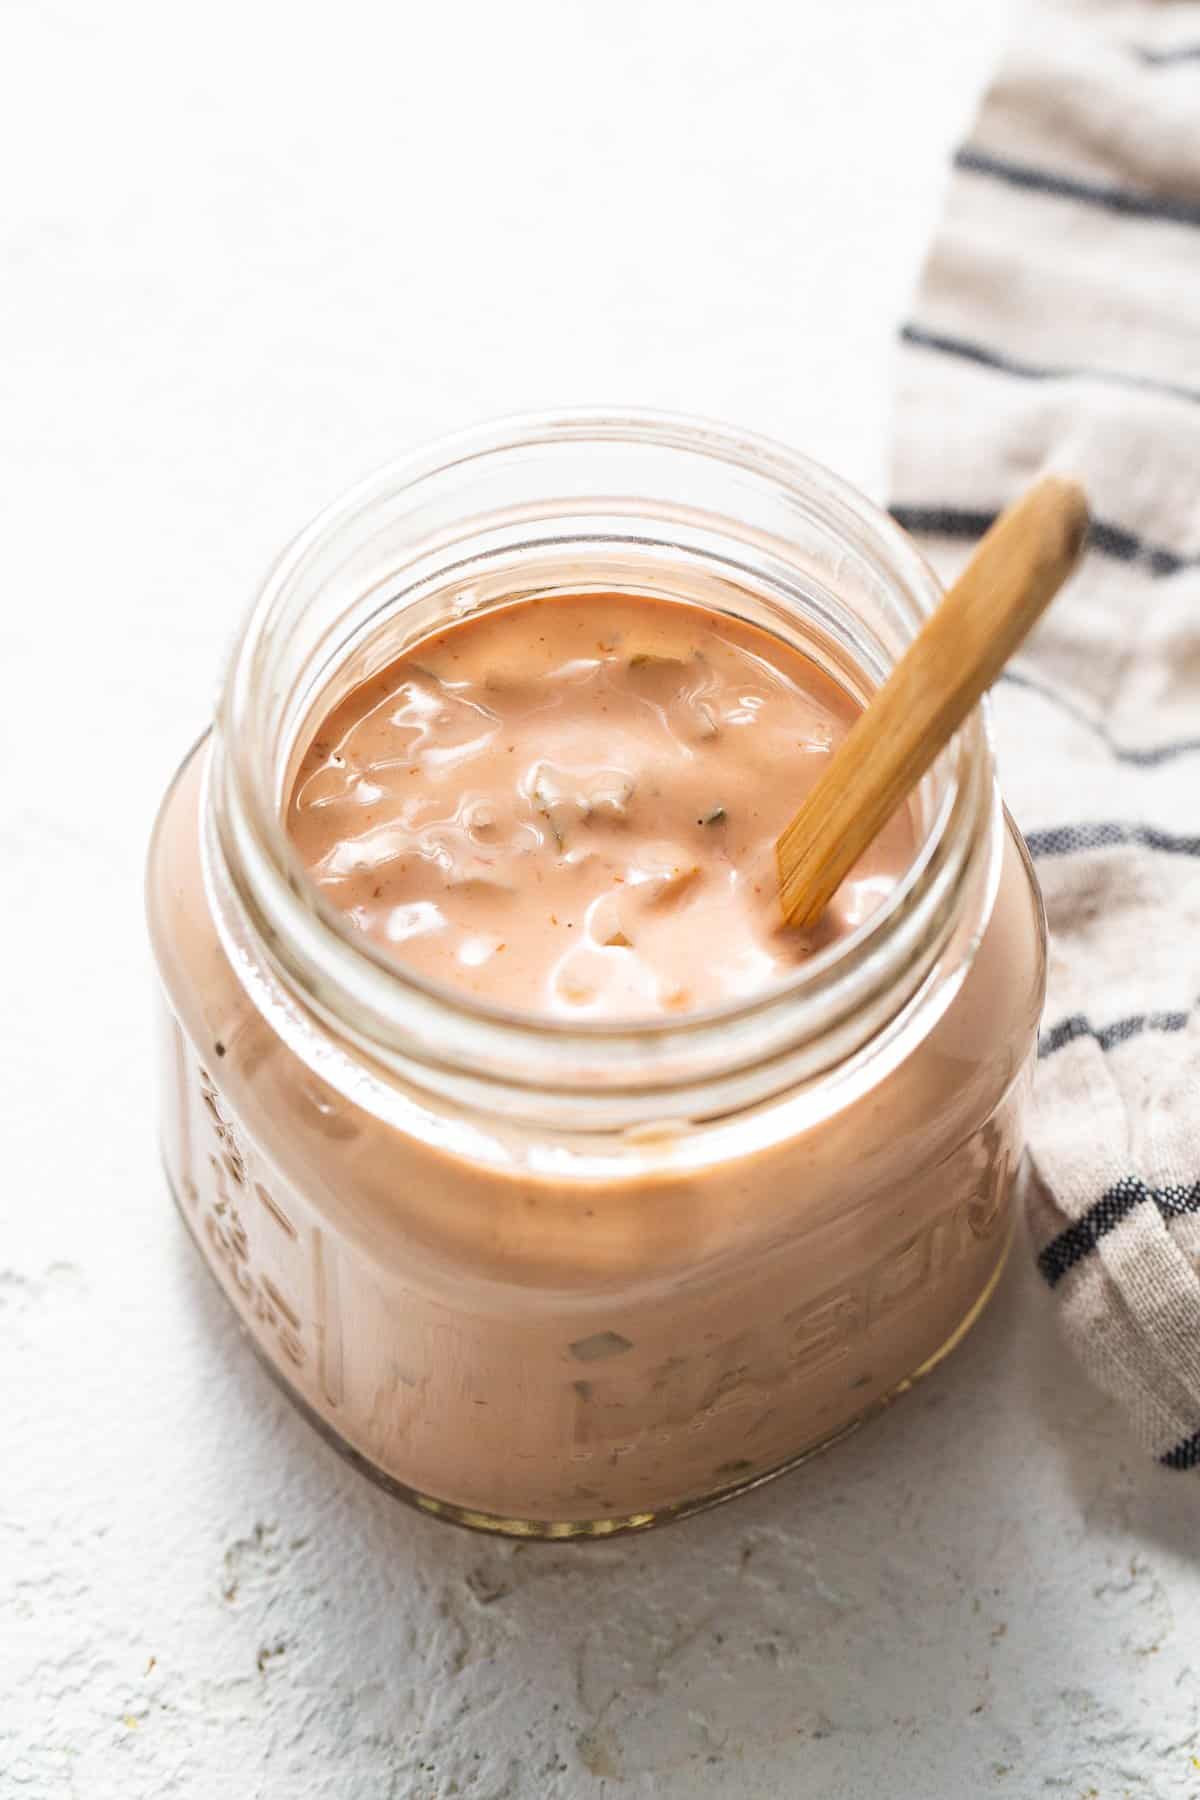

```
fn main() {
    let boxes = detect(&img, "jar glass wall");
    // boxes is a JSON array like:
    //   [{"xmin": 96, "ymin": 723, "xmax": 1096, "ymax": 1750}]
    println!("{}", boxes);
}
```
[{"xmin": 147, "ymin": 413, "xmax": 1046, "ymax": 1537}]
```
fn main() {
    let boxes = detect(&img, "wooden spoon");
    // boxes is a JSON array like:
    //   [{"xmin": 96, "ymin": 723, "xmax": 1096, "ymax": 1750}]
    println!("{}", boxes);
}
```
[{"xmin": 776, "ymin": 475, "xmax": 1089, "ymax": 928}]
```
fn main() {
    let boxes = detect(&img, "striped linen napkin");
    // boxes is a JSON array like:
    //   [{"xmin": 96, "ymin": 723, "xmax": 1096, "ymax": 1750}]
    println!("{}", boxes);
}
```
[{"xmin": 890, "ymin": 0, "xmax": 1200, "ymax": 1470}]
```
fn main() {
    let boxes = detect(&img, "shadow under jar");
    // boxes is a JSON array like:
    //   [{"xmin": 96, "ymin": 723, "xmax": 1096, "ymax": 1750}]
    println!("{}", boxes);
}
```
[{"xmin": 147, "ymin": 411, "xmax": 1046, "ymax": 1538}]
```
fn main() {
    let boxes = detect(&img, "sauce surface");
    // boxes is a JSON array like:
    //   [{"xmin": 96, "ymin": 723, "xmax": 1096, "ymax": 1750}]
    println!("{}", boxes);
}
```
[{"xmin": 287, "ymin": 594, "xmax": 915, "ymax": 1018}]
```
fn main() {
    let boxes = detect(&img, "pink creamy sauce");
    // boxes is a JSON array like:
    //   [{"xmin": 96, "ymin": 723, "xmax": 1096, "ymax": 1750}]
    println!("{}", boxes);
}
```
[{"xmin": 287, "ymin": 594, "xmax": 916, "ymax": 1018}]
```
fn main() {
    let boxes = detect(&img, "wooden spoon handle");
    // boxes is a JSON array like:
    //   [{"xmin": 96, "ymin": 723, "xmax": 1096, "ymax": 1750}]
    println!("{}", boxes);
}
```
[{"xmin": 776, "ymin": 475, "xmax": 1089, "ymax": 928}]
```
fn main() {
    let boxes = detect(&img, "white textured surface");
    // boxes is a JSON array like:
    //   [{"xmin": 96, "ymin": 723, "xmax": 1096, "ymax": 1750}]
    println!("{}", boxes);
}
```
[{"xmin": 4, "ymin": 2, "xmax": 1200, "ymax": 1795}]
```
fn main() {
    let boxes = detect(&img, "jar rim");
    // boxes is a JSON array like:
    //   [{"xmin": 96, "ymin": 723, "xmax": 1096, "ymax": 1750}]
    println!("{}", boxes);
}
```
[{"xmin": 208, "ymin": 407, "xmax": 998, "ymax": 1115}]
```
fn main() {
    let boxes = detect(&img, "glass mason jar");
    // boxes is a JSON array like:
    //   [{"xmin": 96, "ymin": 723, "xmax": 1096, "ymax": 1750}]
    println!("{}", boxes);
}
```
[{"xmin": 147, "ymin": 411, "xmax": 1046, "ymax": 1538}]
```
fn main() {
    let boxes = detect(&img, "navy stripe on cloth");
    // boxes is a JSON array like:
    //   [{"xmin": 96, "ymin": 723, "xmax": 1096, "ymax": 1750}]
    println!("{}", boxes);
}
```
[
  {"xmin": 1161, "ymin": 1430, "xmax": 1200, "ymax": 1472},
  {"xmin": 1025, "ymin": 822, "xmax": 1200, "ymax": 860},
  {"xmin": 901, "ymin": 323, "xmax": 1200, "ymax": 408},
  {"xmin": 954, "ymin": 145, "xmax": 1200, "ymax": 229},
  {"xmin": 890, "ymin": 503, "xmax": 1200, "ymax": 577},
  {"xmin": 1039, "ymin": 1010, "xmax": 1189, "ymax": 1058},
  {"xmin": 998, "ymin": 670, "xmax": 1200, "ymax": 766},
  {"xmin": 891, "ymin": 503, "xmax": 996, "ymax": 540},
  {"xmin": 1135, "ymin": 44, "xmax": 1200, "ymax": 67},
  {"xmin": 1038, "ymin": 1175, "xmax": 1200, "ymax": 1288}
]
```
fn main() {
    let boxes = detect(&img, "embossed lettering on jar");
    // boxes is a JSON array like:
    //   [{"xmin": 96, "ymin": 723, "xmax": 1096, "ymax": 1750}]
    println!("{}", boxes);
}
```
[{"xmin": 147, "ymin": 413, "xmax": 1046, "ymax": 1537}]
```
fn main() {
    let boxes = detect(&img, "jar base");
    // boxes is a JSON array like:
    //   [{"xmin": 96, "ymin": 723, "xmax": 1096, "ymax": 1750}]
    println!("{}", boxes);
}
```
[{"xmin": 169, "ymin": 1158, "xmax": 1012, "ymax": 1541}]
